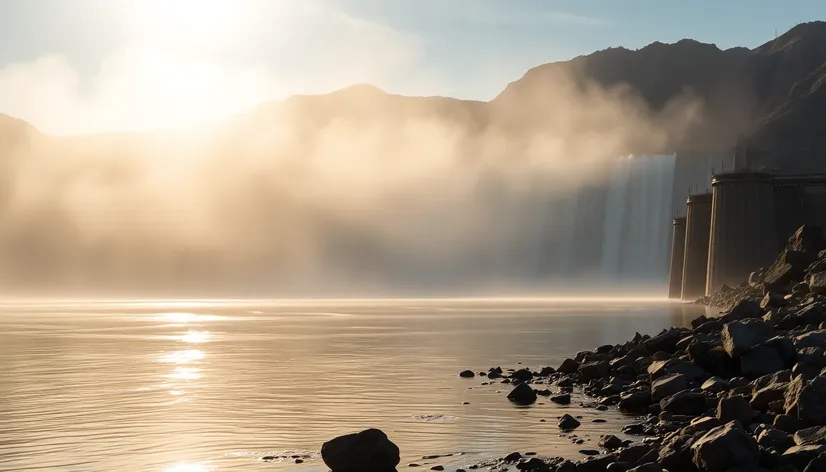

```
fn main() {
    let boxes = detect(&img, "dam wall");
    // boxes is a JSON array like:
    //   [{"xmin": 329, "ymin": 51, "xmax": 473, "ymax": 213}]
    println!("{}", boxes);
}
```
[{"xmin": 668, "ymin": 171, "xmax": 826, "ymax": 298}]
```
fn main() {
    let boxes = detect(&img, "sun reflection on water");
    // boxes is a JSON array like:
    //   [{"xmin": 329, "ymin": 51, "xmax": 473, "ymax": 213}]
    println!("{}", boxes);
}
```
[
  {"xmin": 178, "ymin": 331, "xmax": 211, "ymax": 343},
  {"xmin": 162, "ymin": 349, "xmax": 205, "ymax": 364},
  {"xmin": 169, "ymin": 366, "xmax": 201, "ymax": 380},
  {"xmin": 164, "ymin": 463, "xmax": 210, "ymax": 472}
]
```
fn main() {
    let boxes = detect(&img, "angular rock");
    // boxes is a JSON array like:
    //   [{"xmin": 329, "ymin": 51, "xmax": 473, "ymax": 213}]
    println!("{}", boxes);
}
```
[
  {"xmin": 757, "ymin": 427, "xmax": 794, "ymax": 451},
  {"xmin": 660, "ymin": 391, "xmax": 709, "ymax": 416},
  {"xmin": 619, "ymin": 389, "xmax": 652, "ymax": 413},
  {"xmin": 796, "ymin": 329, "xmax": 826, "ymax": 349},
  {"xmin": 557, "ymin": 358, "xmax": 579, "ymax": 374},
  {"xmin": 751, "ymin": 381, "xmax": 789, "ymax": 412},
  {"xmin": 741, "ymin": 345, "xmax": 786, "ymax": 378},
  {"xmin": 717, "ymin": 395, "xmax": 754, "ymax": 426},
  {"xmin": 643, "ymin": 329, "xmax": 685, "ymax": 355},
  {"xmin": 797, "ymin": 346, "xmax": 826, "ymax": 368},
  {"xmin": 550, "ymin": 393, "xmax": 571, "ymax": 405},
  {"xmin": 804, "ymin": 453, "xmax": 826, "ymax": 472},
  {"xmin": 785, "ymin": 375, "xmax": 826, "ymax": 424},
  {"xmin": 794, "ymin": 425, "xmax": 826, "ymax": 446},
  {"xmin": 558, "ymin": 414, "xmax": 580, "ymax": 431},
  {"xmin": 652, "ymin": 373, "xmax": 687, "ymax": 402},
  {"xmin": 510, "ymin": 368, "xmax": 533, "ymax": 382},
  {"xmin": 507, "ymin": 383, "xmax": 537, "ymax": 405},
  {"xmin": 658, "ymin": 431, "xmax": 703, "ymax": 472},
  {"xmin": 626, "ymin": 464, "xmax": 660, "ymax": 472},
  {"xmin": 690, "ymin": 421, "xmax": 760, "ymax": 472},
  {"xmin": 578, "ymin": 360, "xmax": 610, "ymax": 381},
  {"xmin": 782, "ymin": 444, "xmax": 826, "ymax": 471},
  {"xmin": 575, "ymin": 454, "xmax": 617, "ymax": 472},
  {"xmin": 701, "ymin": 377, "xmax": 729, "ymax": 394},
  {"xmin": 599, "ymin": 434, "xmax": 624, "ymax": 450},
  {"xmin": 774, "ymin": 414, "xmax": 802, "ymax": 433},
  {"xmin": 722, "ymin": 319, "xmax": 775, "ymax": 358},
  {"xmin": 762, "ymin": 291, "xmax": 789, "ymax": 309},
  {"xmin": 788, "ymin": 225, "xmax": 824, "ymax": 254},
  {"xmin": 321, "ymin": 428, "xmax": 401, "ymax": 472}
]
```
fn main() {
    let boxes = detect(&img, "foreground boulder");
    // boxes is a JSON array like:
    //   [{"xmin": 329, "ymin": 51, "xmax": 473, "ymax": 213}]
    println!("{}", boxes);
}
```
[
  {"xmin": 721, "ymin": 319, "xmax": 774, "ymax": 358},
  {"xmin": 785, "ymin": 375, "xmax": 826, "ymax": 424},
  {"xmin": 321, "ymin": 429, "xmax": 400, "ymax": 472},
  {"xmin": 690, "ymin": 421, "xmax": 759, "ymax": 472}
]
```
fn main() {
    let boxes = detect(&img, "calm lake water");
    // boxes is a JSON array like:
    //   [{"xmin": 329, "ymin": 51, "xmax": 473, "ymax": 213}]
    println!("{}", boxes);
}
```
[{"xmin": 0, "ymin": 298, "xmax": 706, "ymax": 472}]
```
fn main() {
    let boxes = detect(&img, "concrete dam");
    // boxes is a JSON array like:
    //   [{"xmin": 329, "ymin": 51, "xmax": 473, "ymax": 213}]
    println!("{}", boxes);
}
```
[{"xmin": 668, "ymin": 171, "xmax": 826, "ymax": 299}]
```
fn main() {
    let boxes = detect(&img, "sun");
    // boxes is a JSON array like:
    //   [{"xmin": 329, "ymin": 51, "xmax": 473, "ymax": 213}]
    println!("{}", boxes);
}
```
[{"xmin": 126, "ymin": 0, "xmax": 247, "ymax": 46}]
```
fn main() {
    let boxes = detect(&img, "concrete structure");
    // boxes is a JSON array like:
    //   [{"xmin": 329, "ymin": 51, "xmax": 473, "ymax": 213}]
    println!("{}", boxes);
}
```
[
  {"xmin": 668, "ymin": 217, "xmax": 686, "ymax": 299},
  {"xmin": 681, "ymin": 193, "xmax": 712, "ymax": 300},
  {"xmin": 706, "ymin": 172, "xmax": 778, "ymax": 295}
]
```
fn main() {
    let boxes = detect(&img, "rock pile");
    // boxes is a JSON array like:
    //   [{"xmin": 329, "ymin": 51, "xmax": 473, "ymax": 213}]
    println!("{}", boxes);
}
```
[
  {"xmin": 451, "ymin": 244, "xmax": 826, "ymax": 470},
  {"xmin": 699, "ymin": 225, "xmax": 826, "ymax": 314}
]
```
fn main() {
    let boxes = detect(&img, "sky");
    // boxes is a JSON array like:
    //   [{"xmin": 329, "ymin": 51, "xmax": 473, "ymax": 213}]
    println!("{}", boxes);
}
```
[{"xmin": 0, "ymin": 0, "xmax": 824, "ymax": 135}]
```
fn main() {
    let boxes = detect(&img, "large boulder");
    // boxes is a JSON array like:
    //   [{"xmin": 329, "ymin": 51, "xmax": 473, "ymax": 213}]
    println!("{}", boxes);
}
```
[
  {"xmin": 717, "ymin": 395, "xmax": 754, "ymax": 426},
  {"xmin": 660, "ymin": 391, "xmax": 709, "ymax": 416},
  {"xmin": 796, "ymin": 329, "xmax": 826, "ymax": 349},
  {"xmin": 619, "ymin": 389, "xmax": 652, "ymax": 413},
  {"xmin": 785, "ymin": 375, "xmax": 826, "ymax": 424},
  {"xmin": 652, "ymin": 373, "xmax": 687, "ymax": 402},
  {"xmin": 643, "ymin": 329, "xmax": 685, "ymax": 355},
  {"xmin": 321, "ymin": 429, "xmax": 400, "ymax": 472},
  {"xmin": 793, "ymin": 425, "xmax": 826, "ymax": 446},
  {"xmin": 788, "ymin": 225, "xmax": 824, "ymax": 254},
  {"xmin": 782, "ymin": 444, "xmax": 826, "ymax": 470},
  {"xmin": 741, "ymin": 345, "xmax": 786, "ymax": 378},
  {"xmin": 690, "ymin": 421, "xmax": 760, "ymax": 472},
  {"xmin": 722, "ymin": 319, "xmax": 775, "ymax": 358}
]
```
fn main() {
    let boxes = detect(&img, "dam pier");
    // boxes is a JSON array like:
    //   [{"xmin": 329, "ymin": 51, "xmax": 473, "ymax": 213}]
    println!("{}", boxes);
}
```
[{"xmin": 669, "ymin": 171, "xmax": 826, "ymax": 299}]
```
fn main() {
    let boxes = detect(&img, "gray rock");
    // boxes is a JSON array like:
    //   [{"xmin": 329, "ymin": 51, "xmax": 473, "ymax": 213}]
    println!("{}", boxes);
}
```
[
  {"xmin": 660, "ymin": 391, "xmax": 709, "ymax": 416},
  {"xmin": 558, "ymin": 413, "xmax": 580, "ymax": 430},
  {"xmin": 321, "ymin": 428, "xmax": 400, "ymax": 472},
  {"xmin": 717, "ymin": 395, "xmax": 754, "ymax": 426},
  {"xmin": 722, "ymin": 319, "xmax": 775, "ymax": 358},
  {"xmin": 652, "ymin": 373, "xmax": 687, "ymax": 402},
  {"xmin": 690, "ymin": 421, "xmax": 759, "ymax": 472}
]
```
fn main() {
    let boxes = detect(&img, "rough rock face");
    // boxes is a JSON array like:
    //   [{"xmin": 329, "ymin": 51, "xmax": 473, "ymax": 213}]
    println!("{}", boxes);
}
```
[
  {"xmin": 721, "ymin": 319, "xmax": 775, "ymax": 358},
  {"xmin": 785, "ymin": 375, "xmax": 826, "ymax": 424},
  {"xmin": 652, "ymin": 373, "xmax": 687, "ymax": 402},
  {"xmin": 321, "ymin": 429, "xmax": 400, "ymax": 472},
  {"xmin": 690, "ymin": 421, "xmax": 760, "ymax": 472}
]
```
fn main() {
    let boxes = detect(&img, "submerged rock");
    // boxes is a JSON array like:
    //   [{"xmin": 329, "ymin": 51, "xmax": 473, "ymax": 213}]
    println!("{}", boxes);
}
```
[{"xmin": 321, "ymin": 428, "xmax": 400, "ymax": 472}]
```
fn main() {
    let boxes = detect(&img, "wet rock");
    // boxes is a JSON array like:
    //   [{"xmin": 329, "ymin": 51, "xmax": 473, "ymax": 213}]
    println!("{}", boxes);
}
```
[
  {"xmin": 550, "ymin": 393, "xmax": 571, "ymax": 405},
  {"xmin": 575, "ymin": 453, "xmax": 617, "ymax": 472},
  {"xmin": 599, "ymin": 435, "xmax": 623, "ymax": 450},
  {"xmin": 503, "ymin": 452, "xmax": 523, "ymax": 463},
  {"xmin": 459, "ymin": 370, "xmax": 475, "ymax": 378},
  {"xmin": 578, "ymin": 360, "xmax": 610, "ymax": 382},
  {"xmin": 690, "ymin": 421, "xmax": 760, "ymax": 472},
  {"xmin": 660, "ymin": 391, "xmax": 709, "ymax": 416},
  {"xmin": 717, "ymin": 395, "xmax": 753, "ymax": 426},
  {"xmin": 782, "ymin": 444, "xmax": 826, "ymax": 470},
  {"xmin": 507, "ymin": 383, "xmax": 537, "ymax": 406},
  {"xmin": 321, "ymin": 428, "xmax": 401, "ymax": 472},
  {"xmin": 511, "ymin": 368, "xmax": 533, "ymax": 382},
  {"xmin": 651, "ymin": 373, "xmax": 687, "ymax": 402},
  {"xmin": 515, "ymin": 458, "xmax": 548, "ymax": 471},
  {"xmin": 579, "ymin": 449, "xmax": 599, "ymax": 456},
  {"xmin": 558, "ymin": 414, "xmax": 580, "ymax": 431},
  {"xmin": 430, "ymin": 466, "xmax": 444, "ymax": 471},
  {"xmin": 722, "ymin": 319, "xmax": 775, "ymax": 358}
]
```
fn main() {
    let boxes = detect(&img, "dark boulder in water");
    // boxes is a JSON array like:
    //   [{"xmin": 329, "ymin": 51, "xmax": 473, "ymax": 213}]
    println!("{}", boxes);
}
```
[
  {"xmin": 321, "ymin": 428, "xmax": 400, "ymax": 472},
  {"xmin": 459, "ymin": 370, "xmax": 475, "ymax": 378},
  {"xmin": 507, "ymin": 383, "xmax": 537, "ymax": 405}
]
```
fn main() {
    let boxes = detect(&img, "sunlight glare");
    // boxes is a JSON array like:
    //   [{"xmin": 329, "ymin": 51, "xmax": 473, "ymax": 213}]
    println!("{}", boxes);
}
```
[
  {"xmin": 161, "ymin": 349, "xmax": 205, "ymax": 364},
  {"xmin": 128, "ymin": 0, "xmax": 247, "ymax": 46},
  {"xmin": 164, "ymin": 463, "xmax": 210, "ymax": 472},
  {"xmin": 178, "ymin": 331, "xmax": 211, "ymax": 343},
  {"xmin": 169, "ymin": 366, "xmax": 202, "ymax": 380}
]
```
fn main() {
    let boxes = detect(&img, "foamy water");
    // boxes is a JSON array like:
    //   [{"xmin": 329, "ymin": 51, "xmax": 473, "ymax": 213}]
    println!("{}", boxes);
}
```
[{"xmin": 0, "ymin": 299, "xmax": 704, "ymax": 472}]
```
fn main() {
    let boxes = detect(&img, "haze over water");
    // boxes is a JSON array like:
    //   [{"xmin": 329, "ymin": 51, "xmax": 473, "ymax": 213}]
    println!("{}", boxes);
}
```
[{"xmin": 0, "ymin": 298, "xmax": 704, "ymax": 472}]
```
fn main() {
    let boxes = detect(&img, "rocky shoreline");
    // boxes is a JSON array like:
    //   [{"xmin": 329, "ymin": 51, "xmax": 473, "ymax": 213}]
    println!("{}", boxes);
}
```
[{"xmin": 320, "ymin": 225, "xmax": 826, "ymax": 472}]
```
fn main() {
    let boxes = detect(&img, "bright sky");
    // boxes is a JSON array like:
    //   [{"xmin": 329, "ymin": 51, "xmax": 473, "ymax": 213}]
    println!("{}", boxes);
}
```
[{"xmin": 0, "ymin": 0, "xmax": 824, "ymax": 135}]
